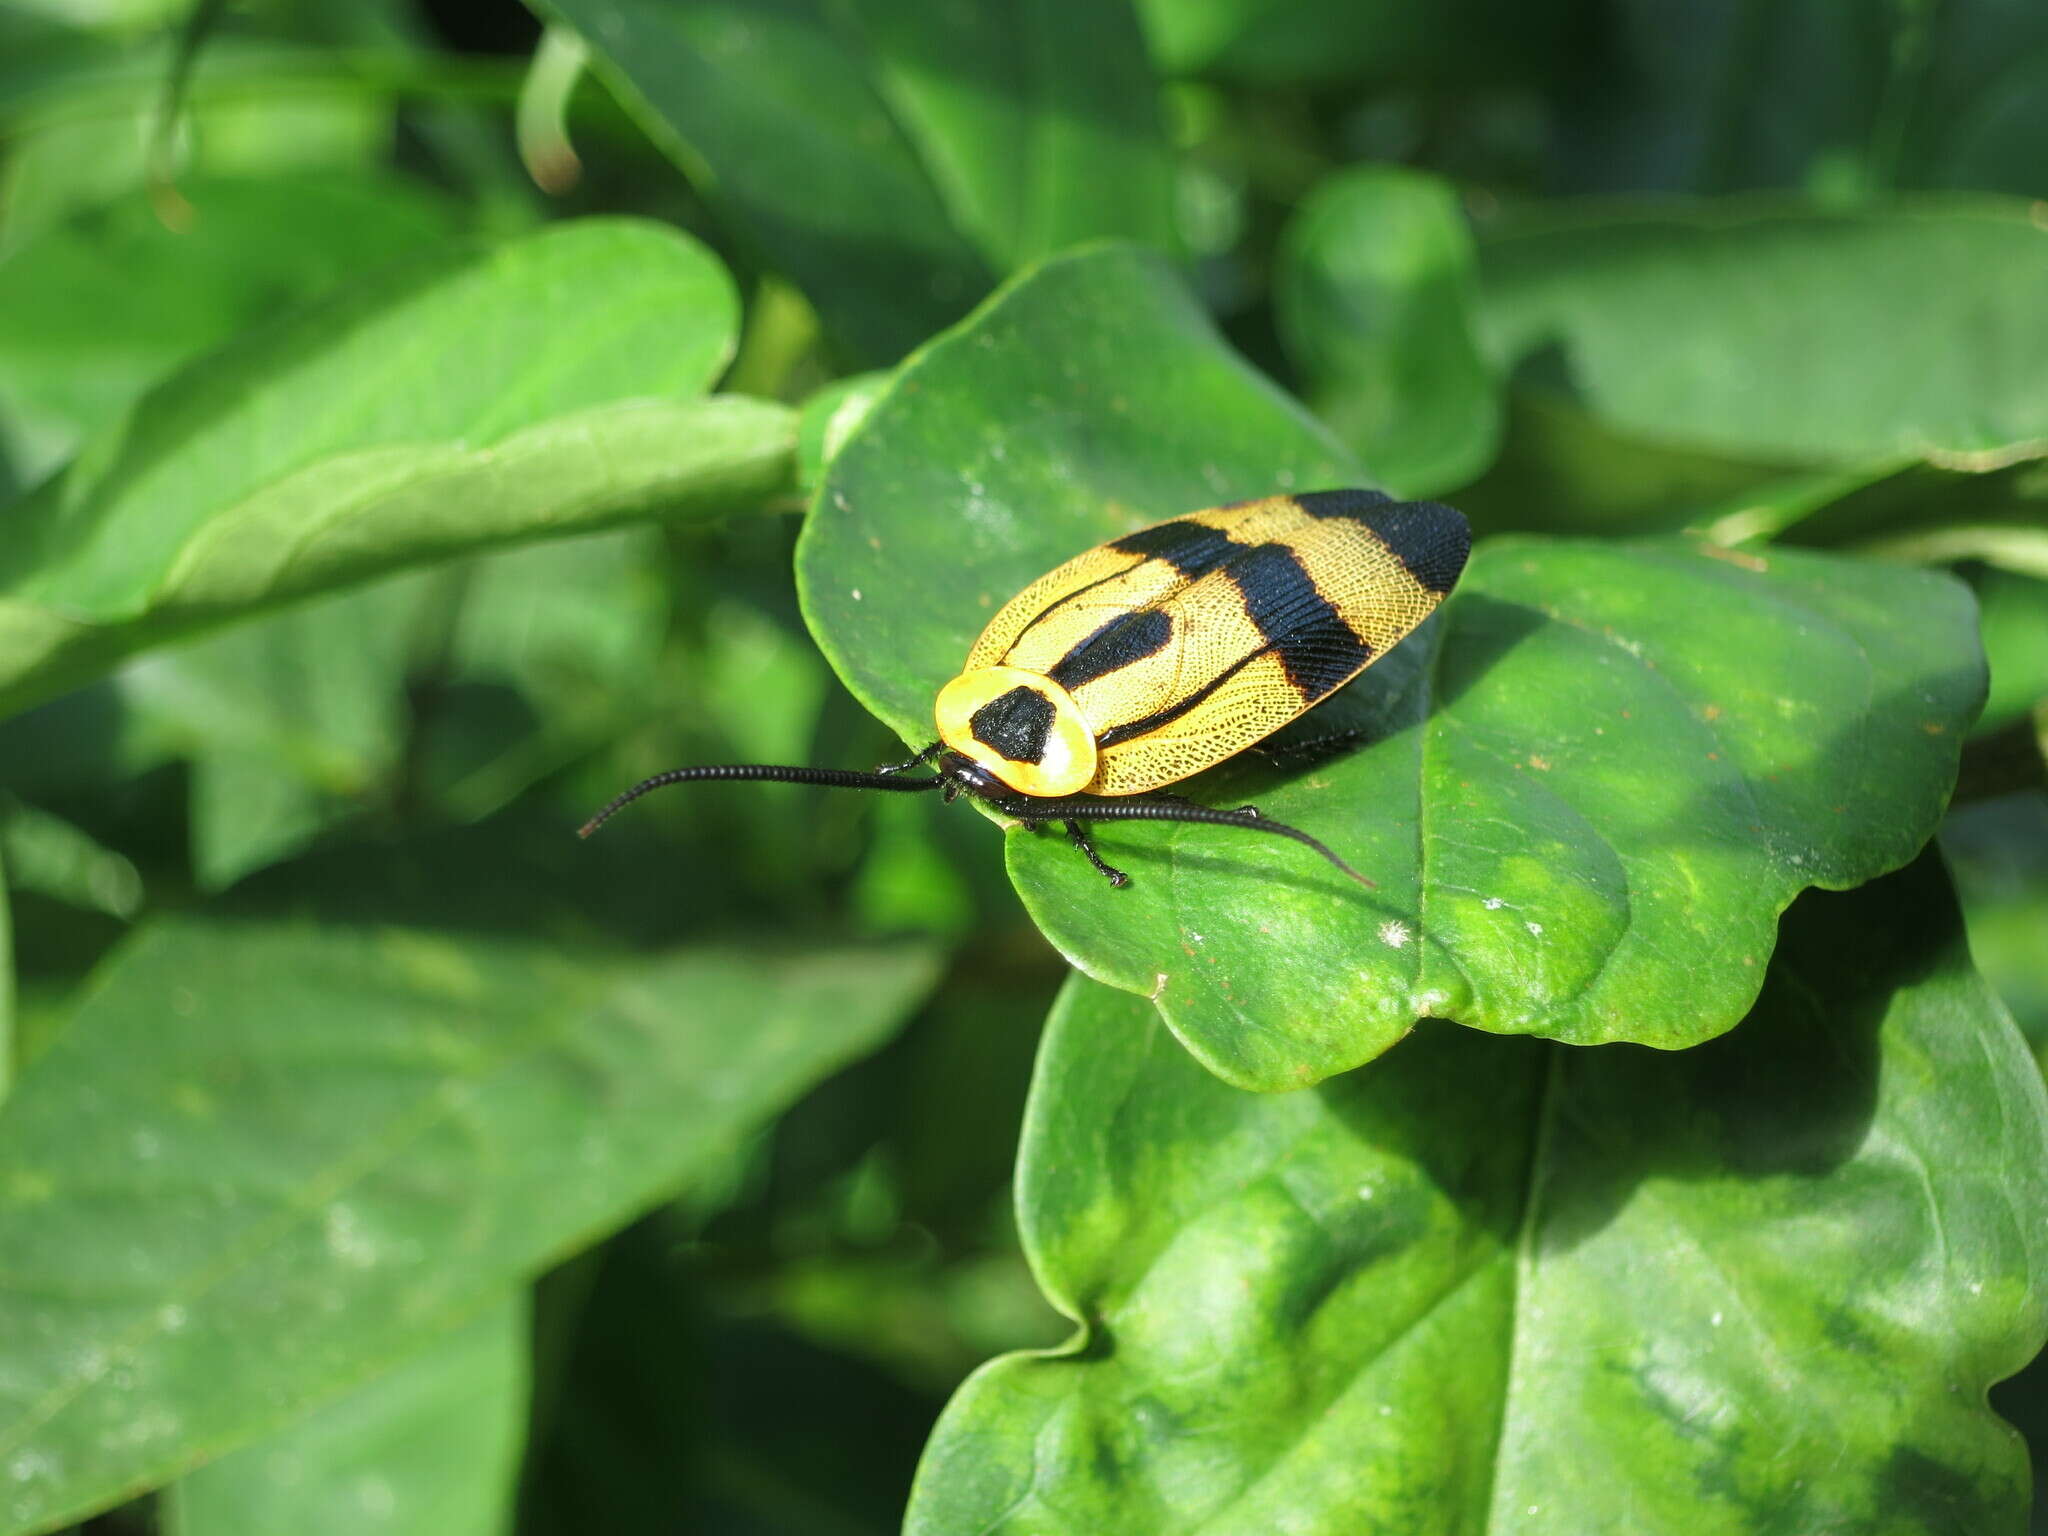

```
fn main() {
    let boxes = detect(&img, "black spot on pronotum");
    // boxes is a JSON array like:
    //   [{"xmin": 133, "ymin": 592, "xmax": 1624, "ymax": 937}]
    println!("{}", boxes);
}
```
[
  {"xmin": 1297, "ymin": 489, "xmax": 1471, "ymax": 595},
  {"xmin": 1226, "ymin": 542, "xmax": 1372, "ymax": 699},
  {"xmin": 1048, "ymin": 608, "xmax": 1174, "ymax": 691},
  {"xmin": 970, "ymin": 686, "xmax": 1057, "ymax": 764}
]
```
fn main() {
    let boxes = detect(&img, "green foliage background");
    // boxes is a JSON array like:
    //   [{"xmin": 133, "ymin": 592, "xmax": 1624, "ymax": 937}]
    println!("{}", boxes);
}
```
[{"xmin": 0, "ymin": 0, "xmax": 2045, "ymax": 1532}]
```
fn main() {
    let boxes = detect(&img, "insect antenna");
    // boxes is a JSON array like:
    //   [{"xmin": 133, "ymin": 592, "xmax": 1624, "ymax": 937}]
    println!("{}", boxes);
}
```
[
  {"xmin": 578, "ymin": 763, "xmax": 947, "ymax": 839},
  {"xmin": 995, "ymin": 796, "xmax": 1376, "ymax": 889}
]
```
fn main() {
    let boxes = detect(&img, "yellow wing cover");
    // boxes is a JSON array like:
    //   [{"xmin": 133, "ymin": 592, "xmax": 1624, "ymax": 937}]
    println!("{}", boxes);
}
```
[{"xmin": 965, "ymin": 490, "xmax": 1470, "ymax": 795}]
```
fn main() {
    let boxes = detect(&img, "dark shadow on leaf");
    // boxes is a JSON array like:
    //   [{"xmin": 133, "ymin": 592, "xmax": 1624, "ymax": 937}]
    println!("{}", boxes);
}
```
[{"xmin": 1344, "ymin": 852, "xmax": 1947, "ymax": 1261}]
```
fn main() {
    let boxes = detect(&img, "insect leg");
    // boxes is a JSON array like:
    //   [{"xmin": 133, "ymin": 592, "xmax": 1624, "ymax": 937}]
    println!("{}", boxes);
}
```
[
  {"xmin": 1250, "ymin": 727, "xmax": 1368, "ymax": 767},
  {"xmin": 1064, "ymin": 821, "xmax": 1130, "ymax": 887},
  {"xmin": 875, "ymin": 741, "xmax": 944, "ymax": 775}
]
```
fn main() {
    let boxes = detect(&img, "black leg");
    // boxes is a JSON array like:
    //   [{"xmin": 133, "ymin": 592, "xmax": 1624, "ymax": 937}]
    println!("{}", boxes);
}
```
[
  {"xmin": 1065, "ymin": 820, "xmax": 1129, "ymax": 887},
  {"xmin": 875, "ymin": 741, "xmax": 943, "ymax": 775},
  {"xmin": 1250, "ymin": 727, "xmax": 1367, "ymax": 767}
]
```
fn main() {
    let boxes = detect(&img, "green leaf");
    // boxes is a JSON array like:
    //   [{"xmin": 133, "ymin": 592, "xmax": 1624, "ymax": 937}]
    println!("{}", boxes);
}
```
[
  {"xmin": 803, "ymin": 244, "xmax": 1985, "ymax": 1088},
  {"xmin": 0, "ymin": 219, "xmax": 796, "ymax": 721},
  {"xmin": 0, "ymin": 888, "xmax": 939, "ymax": 1532},
  {"xmin": 0, "ymin": 174, "xmax": 459, "ymax": 485},
  {"xmin": 539, "ymin": 0, "xmax": 1177, "ymax": 364},
  {"xmin": 165, "ymin": 1296, "xmax": 528, "ymax": 1536},
  {"xmin": 1476, "ymin": 199, "xmax": 2048, "ymax": 468},
  {"xmin": 796, "ymin": 371, "xmax": 889, "ymax": 491},
  {"xmin": 909, "ymin": 852, "xmax": 2048, "ymax": 1534},
  {"xmin": 1276, "ymin": 165, "xmax": 1500, "ymax": 496}
]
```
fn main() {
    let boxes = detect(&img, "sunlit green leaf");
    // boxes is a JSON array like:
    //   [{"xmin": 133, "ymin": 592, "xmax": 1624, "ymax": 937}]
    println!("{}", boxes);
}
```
[
  {"xmin": 166, "ymin": 1296, "xmax": 528, "ymax": 1536},
  {"xmin": 0, "ymin": 220, "xmax": 795, "ymax": 721},
  {"xmin": 910, "ymin": 853, "xmax": 2048, "ymax": 1534},
  {"xmin": 804, "ymin": 244, "xmax": 1984, "ymax": 1087},
  {"xmin": 0, "ymin": 885, "xmax": 938, "ymax": 1532},
  {"xmin": 0, "ymin": 174, "xmax": 458, "ymax": 484}
]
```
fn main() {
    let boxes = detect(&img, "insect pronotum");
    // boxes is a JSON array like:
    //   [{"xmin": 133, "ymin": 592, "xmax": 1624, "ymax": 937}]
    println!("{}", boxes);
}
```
[{"xmin": 581, "ymin": 488, "xmax": 1470, "ymax": 888}]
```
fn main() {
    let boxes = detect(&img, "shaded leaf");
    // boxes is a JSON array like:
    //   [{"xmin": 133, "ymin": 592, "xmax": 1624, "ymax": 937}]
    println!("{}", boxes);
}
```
[
  {"xmin": 803, "ymin": 244, "xmax": 1984, "ymax": 1087},
  {"xmin": 0, "ymin": 219, "xmax": 794, "ymax": 720},
  {"xmin": 910, "ymin": 852, "xmax": 2048, "ymax": 1534},
  {"xmin": 1276, "ymin": 164, "xmax": 1500, "ymax": 496},
  {"xmin": 1555, "ymin": 0, "xmax": 2048, "ymax": 200},
  {"xmin": 540, "ymin": 0, "xmax": 1176, "ymax": 364},
  {"xmin": 166, "ymin": 1296, "xmax": 528, "ymax": 1536},
  {"xmin": 0, "ymin": 886, "xmax": 939, "ymax": 1532},
  {"xmin": 126, "ymin": 525, "xmax": 674, "ymax": 889},
  {"xmin": 1944, "ymin": 790, "xmax": 2048, "ymax": 1064},
  {"xmin": 1475, "ymin": 199, "xmax": 2048, "ymax": 468},
  {"xmin": 523, "ymin": 1213, "xmax": 939, "ymax": 1536}
]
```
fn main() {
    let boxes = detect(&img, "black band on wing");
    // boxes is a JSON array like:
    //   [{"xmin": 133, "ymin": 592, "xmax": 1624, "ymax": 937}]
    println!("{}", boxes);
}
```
[
  {"xmin": 1296, "ymin": 490, "xmax": 1470, "ymax": 596},
  {"xmin": 1047, "ymin": 607, "xmax": 1174, "ymax": 691},
  {"xmin": 1226, "ymin": 541, "xmax": 1372, "ymax": 700}
]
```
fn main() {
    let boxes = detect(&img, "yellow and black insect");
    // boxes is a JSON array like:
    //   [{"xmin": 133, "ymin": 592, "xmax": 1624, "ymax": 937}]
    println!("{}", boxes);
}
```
[{"xmin": 581, "ymin": 488, "xmax": 1469, "ymax": 887}]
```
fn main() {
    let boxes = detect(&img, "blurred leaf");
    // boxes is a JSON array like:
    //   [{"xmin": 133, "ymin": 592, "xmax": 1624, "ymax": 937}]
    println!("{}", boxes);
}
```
[
  {"xmin": 1975, "ymin": 567, "xmax": 2048, "ymax": 735},
  {"xmin": 0, "ymin": 219, "xmax": 796, "ymax": 721},
  {"xmin": 524, "ymin": 1214, "xmax": 936, "ymax": 1536},
  {"xmin": 538, "ymin": 0, "xmax": 1177, "ymax": 364},
  {"xmin": 0, "ymin": 174, "xmax": 459, "ymax": 485},
  {"xmin": 166, "ymin": 1296, "xmax": 528, "ymax": 1536},
  {"xmin": 910, "ymin": 852, "xmax": 2048, "ymax": 1533},
  {"xmin": 1943, "ymin": 790, "xmax": 2048, "ymax": 1065},
  {"xmin": 0, "ymin": 840, "xmax": 11, "ymax": 1098},
  {"xmin": 118, "ymin": 572, "xmax": 428, "ymax": 889},
  {"xmin": 1476, "ymin": 199, "xmax": 2048, "ymax": 467},
  {"xmin": 123, "ymin": 523, "xmax": 676, "ymax": 891},
  {"xmin": 0, "ymin": 882, "xmax": 939, "ymax": 1532},
  {"xmin": 0, "ymin": 37, "xmax": 398, "ymax": 245},
  {"xmin": 1276, "ymin": 165, "xmax": 1500, "ymax": 496},
  {"xmin": 804, "ymin": 244, "xmax": 1984, "ymax": 1088},
  {"xmin": 1132, "ymin": 0, "xmax": 1580, "ymax": 88},
  {"xmin": 1556, "ymin": 0, "xmax": 2048, "ymax": 199},
  {"xmin": 1454, "ymin": 389, "xmax": 1811, "ymax": 538},
  {"xmin": 0, "ymin": 796, "xmax": 142, "ymax": 918},
  {"xmin": 427, "ymin": 529, "xmax": 673, "ymax": 820}
]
